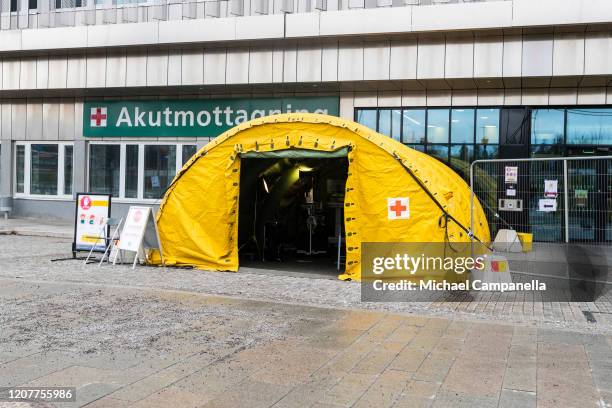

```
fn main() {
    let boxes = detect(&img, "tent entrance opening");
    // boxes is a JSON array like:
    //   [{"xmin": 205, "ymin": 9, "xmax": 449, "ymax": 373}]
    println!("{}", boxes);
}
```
[{"xmin": 238, "ymin": 152, "xmax": 348, "ymax": 273}]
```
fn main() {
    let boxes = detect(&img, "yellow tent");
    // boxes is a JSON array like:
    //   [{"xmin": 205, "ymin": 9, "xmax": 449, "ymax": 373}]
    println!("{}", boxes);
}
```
[{"xmin": 152, "ymin": 113, "xmax": 490, "ymax": 280}]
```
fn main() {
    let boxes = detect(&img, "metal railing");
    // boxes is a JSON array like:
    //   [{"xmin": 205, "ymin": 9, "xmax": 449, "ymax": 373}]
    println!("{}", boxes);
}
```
[
  {"xmin": 470, "ymin": 156, "xmax": 612, "ymax": 244},
  {"xmin": 0, "ymin": 0, "xmax": 507, "ymax": 31}
]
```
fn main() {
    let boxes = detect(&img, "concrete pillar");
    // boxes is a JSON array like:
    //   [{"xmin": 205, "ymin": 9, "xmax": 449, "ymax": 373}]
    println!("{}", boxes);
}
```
[
  {"xmin": 73, "ymin": 140, "xmax": 87, "ymax": 194},
  {"xmin": 0, "ymin": 142, "xmax": 12, "ymax": 216}
]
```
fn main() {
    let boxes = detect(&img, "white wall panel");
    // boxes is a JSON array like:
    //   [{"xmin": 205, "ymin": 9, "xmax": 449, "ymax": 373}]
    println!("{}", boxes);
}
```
[
  {"xmin": 474, "ymin": 35, "xmax": 503, "ymax": 78},
  {"xmin": 2, "ymin": 59, "xmax": 20, "ymax": 90},
  {"xmin": 74, "ymin": 99, "xmax": 84, "ymax": 141},
  {"xmin": 321, "ymin": 43, "xmax": 338, "ymax": 82},
  {"xmin": 42, "ymin": 102, "xmax": 59, "ymax": 141},
  {"xmin": 521, "ymin": 88, "xmax": 549, "ymax": 105},
  {"xmin": 389, "ymin": 39, "xmax": 417, "ymax": 80},
  {"xmin": 296, "ymin": 45, "xmax": 321, "ymax": 83},
  {"xmin": 12, "ymin": 103, "xmax": 26, "ymax": 140},
  {"xmin": 249, "ymin": 49, "xmax": 273, "ymax": 83},
  {"xmin": 285, "ymin": 12, "xmax": 319, "ymax": 37},
  {"xmin": 577, "ymin": 87, "xmax": 606, "ymax": 105},
  {"xmin": 226, "ymin": 48, "xmax": 249, "ymax": 84},
  {"xmin": 363, "ymin": 42, "xmax": 390, "ymax": 81},
  {"xmin": 402, "ymin": 91, "xmax": 426, "ymax": 107},
  {"xmin": 320, "ymin": 7, "xmax": 411, "ymax": 36},
  {"xmin": 553, "ymin": 32, "xmax": 584, "ymax": 76},
  {"xmin": 339, "ymin": 92, "xmax": 354, "ymax": 119},
  {"xmin": 445, "ymin": 37, "xmax": 474, "ymax": 79},
  {"xmin": 167, "ymin": 50, "xmax": 182, "ymax": 86},
  {"xmin": 522, "ymin": 35, "xmax": 553, "ymax": 77},
  {"xmin": 235, "ymin": 14, "xmax": 284, "ymax": 40},
  {"xmin": 451, "ymin": 90, "xmax": 477, "ymax": 106},
  {"xmin": 426, "ymin": 90, "xmax": 451, "ymax": 106},
  {"xmin": 377, "ymin": 91, "xmax": 401, "ymax": 107},
  {"xmin": 106, "ymin": 50, "xmax": 127, "ymax": 88},
  {"xmin": 125, "ymin": 51, "xmax": 147, "ymax": 87},
  {"xmin": 502, "ymin": 35, "xmax": 522, "ymax": 77},
  {"xmin": 283, "ymin": 45, "xmax": 297, "ymax": 83},
  {"xmin": 36, "ymin": 57, "xmax": 49, "ymax": 89},
  {"xmin": 0, "ymin": 104, "xmax": 11, "ymax": 140},
  {"xmin": 67, "ymin": 56, "xmax": 87, "ymax": 89},
  {"xmin": 86, "ymin": 53, "xmax": 107, "ymax": 88},
  {"xmin": 272, "ymin": 47, "xmax": 284, "ymax": 83},
  {"xmin": 417, "ymin": 36, "xmax": 445, "ymax": 79},
  {"xmin": 146, "ymin": 51, "xmax": 169, "ymax": 87},
  {"xmin": 181, "ymin": 49, "xmax": 204, "ymax": 85},
  {"xmin": 48, "ymin": 56, "xmax": 67, "ymax": 89},
  {"xmin": 413, "ymin": 2, "xmax": 511, "ymax": 31},
  {"xmin": 59, "ymin": 99, "xmax": 76, "ymax": 141},
  {"xmin": 338, "ymin": 43, "xmax": 363, "ymax": 81},
  {"xmin": 203, "ymin": 49, "xmax": 227, "ymax": 84},
  {"xmin": 353, "ymin": 92, "xmax": 377, "ymax": 107},
  {"xmin": 19, "ymin": 57, "xmax": 36, "ymax": 90},
  {"xmin": 584, "ymin": 31, "xmax": 612, "ymax": 76},
  {"xmin": 477, "ymin": 89, "xmax": 504, "ymax": 105},
  {"xmin": 158, "ymin": 18, "xmax": 236, "ymax": 44},
  {"xmin": 26, "ymin": 101, "xmax": 42, "ymax": 140},
  {"xmin": 548, "ymin": 88, "xmax": 577, "ymax": 105}
]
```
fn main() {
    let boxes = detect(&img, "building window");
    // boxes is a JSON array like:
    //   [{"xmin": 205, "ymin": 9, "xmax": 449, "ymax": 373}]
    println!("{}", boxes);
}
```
[
  {"xmin": 64, "ymin": 145, "xmax": 73, "ymax": 196},
  {"xmin": 531, "ymin": 109, "xmax": 564, "ymax": 144},
  {"xmin": 144, "ymin": 145, "xmax": 176, "ymax": 199},
  {"xmin": 451, "ymin": 109, "xmax": 475, "ymax": 143},
  {"xmin": 125, "ymin": 145, "xmax": 139, "ymax": 199},
  {"xmin": 378, "ymin": 109, "xmax": 401, "ymax": 141},
  {"xmin": 402, "ymin": 109, "xmax": 425, "ymax": 144},
  {"xmin": 426, "ymin": 109, "xmax": 450, "ymax": 143},
  {"xmin": 181, "ymin": 145, "xmax": 197, "ymax": 166},
  {"xmin": 566, "ymin": 108, "xmax": 612, "ymax": 145},
  {"xmin": 14, "ymin": 143, "xmax": 73, "ymax": 197},
  {"xmin": 89, "ymin": 144, "xmax": 120, "ymax": 197},
  {"xmin": 476, "ymin": 108, "xmax": 500, "ymax": 144},
  {"xmin": 450, "ymin": 144, "xmax": 474, "ymax": 179},
  {"xmin": 356, "ymin": 109, "xmax": 377, "ymax": 131},
  {"xmin": 16, "ymin": 145, "xmax": 25, "ymax": 194},
  {"xmin": 10, "ymin": 0, "xmax": 18, "ymax": 12}
]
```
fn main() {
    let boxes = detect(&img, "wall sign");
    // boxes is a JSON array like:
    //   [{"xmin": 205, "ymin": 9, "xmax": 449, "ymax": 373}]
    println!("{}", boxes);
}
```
[
  {"xmin": 73, "ymin": 193, "xmax": 112, "ymax": 253},
  {"xmin": 504, "ymin": 166, "xmax": 518, "ymax": 184},
  {"xmin": 83, "ymin": 97, "xmax": 339, "ymax": 138}
]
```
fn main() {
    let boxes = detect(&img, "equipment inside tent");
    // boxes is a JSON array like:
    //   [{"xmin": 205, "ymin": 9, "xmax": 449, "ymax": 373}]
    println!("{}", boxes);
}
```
[{"xmin": 149, "ymin": 113, "xmax": 491, "ymax": 281}]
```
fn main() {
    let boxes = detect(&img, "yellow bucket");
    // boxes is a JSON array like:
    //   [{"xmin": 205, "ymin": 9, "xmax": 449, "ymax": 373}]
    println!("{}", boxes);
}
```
[{"xmin": 517, "ymin": 232, "xmax": 532, "ymax": 252}]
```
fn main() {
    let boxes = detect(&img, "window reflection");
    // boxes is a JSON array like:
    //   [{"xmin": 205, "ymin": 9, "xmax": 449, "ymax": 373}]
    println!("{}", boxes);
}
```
[
  {"xmin": 378, "ymin": 109, "xmax": 401, "ymax": 141},
  {"xmin": 451, "ymin": 109, "xmax": 474, "ymax": 143},
  {"xmin": 450, "ymin": 144, "xmax": 474, "ymax": 179},
  {"xmin": 144, "ymin": 145, "xmax": 176, "ymax": 199},
  {"xmin": 402, "ymin": 110, "xmax": 426, "ymax": 143},
  {"xmin": 427, "ymin": 145, "xmax": 449, "ymax": 163},
  {"xmin": 356, "ymin": 109, "xmax": 376, "ymax": 130},
  {"xmin": 476, "ymin": 108, "xmax": 500, "ymax": 144},
  {"xmin": 89, "ymin": 145, "xmax": 120, "ymax": 197},
  {"xmin": 531, "ymin": 109, "xmax": 564, "ymax": 144},
  {"xmin": 427, "ymin": 109, "xmax": 450, "ymax": 143},
  {"xmin": 31, "ymin": 144, "xmax": 58, "ymax": 195},
  {"xmin": 567, "ymin": 109, "xmax": 612, "ymax": 145}
]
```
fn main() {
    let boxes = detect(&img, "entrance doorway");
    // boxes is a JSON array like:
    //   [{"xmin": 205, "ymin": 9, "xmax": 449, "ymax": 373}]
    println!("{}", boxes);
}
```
[
  {"xmin": 237, "ymin": 150, "xmax": 349, "ymax": 275},
  {"xmin": 566, "ymin": 147, "xmax": 612, "ymax": 243}
]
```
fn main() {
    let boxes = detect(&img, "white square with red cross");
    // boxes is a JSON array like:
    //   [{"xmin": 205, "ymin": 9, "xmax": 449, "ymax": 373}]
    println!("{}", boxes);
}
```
[
  {"xmin": 387, "ymin": 197, "xmax": 409, "ymax": 220},
  {"xmin": 90, "ymin": 107, "xmax": 108, "ymax": 128}
]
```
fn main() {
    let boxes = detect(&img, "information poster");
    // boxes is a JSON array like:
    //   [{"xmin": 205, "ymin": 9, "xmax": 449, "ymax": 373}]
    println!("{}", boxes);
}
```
[
  {"xmin": 538, "ymin": 198, "xmax": 557, "ymax": 212},
  {"xmin": 74, "ymin": 193, "xmax": 111, "ymax": 252},
  {"xmin": 118, "ymin": 206, "xmax": 151, "ymax": 253},
  {"xmin": 544, "ymin": 179, "xmax": 558, "ymax": 198},
  {"xmin": 504, "ymin": 166, "xmax": 518, "ymax": 184}
]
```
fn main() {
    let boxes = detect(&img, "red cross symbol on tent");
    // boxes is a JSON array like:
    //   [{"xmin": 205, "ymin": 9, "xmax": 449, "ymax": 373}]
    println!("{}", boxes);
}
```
[
  {"xmin": 387, "ymin": 197, "xmax": 409, "ymax": 220},
  {"xmin": 90, "ymin": 107, "xmax": 107, "ymax": 127}
]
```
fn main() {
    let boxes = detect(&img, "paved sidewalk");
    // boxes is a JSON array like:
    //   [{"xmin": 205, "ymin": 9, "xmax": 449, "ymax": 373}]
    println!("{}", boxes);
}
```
[
  {"xmin": 1, "ymin": 276, "xmax": 612, "ymax": 408},
  {"xmin": 0, "ymin": 217, "xmax": 72, "ymax": 239}
]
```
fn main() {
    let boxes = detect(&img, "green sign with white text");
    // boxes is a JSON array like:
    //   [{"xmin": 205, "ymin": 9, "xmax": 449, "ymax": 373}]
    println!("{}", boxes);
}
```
[{"xmin": 83, "ymin": 97, "xmax": 339, "ymax": 137}]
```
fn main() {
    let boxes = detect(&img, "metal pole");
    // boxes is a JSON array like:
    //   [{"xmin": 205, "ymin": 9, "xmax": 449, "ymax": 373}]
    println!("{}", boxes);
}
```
[
  {"xmin": 563, "ymin": 159, "xmax": 569, "ymax": 243},
  {"xmin": 469, "ymin": 161, "xmax": 476, "ymax": 258}
]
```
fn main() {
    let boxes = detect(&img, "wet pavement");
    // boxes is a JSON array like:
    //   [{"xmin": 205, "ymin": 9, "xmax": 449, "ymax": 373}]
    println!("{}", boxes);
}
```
[{"xmin": 0, "ymin": 233, "xmax": 611, "ymax": 407}]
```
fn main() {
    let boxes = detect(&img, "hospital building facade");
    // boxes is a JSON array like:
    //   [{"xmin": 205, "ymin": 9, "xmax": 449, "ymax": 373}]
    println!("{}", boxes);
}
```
[{"xmin": 0, "ymin": 0, "xmax": 611, "ymax": 240}]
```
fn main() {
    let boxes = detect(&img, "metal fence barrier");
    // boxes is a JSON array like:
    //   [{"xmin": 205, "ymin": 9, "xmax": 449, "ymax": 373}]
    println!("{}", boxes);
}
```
[{"xmin": 470, "ymin": 156, "xmax": 612, "ymax": 245}]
